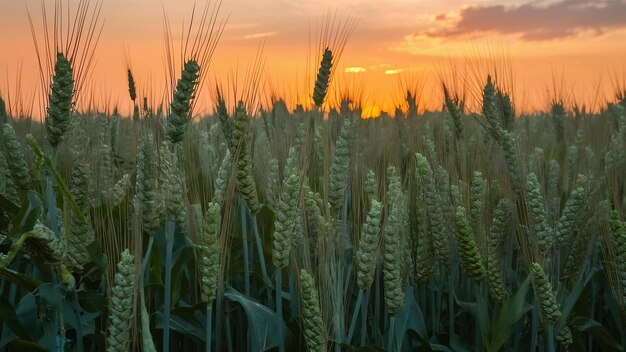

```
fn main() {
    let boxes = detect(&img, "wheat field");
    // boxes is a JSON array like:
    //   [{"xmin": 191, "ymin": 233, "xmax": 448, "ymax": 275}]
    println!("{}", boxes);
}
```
[{"xmin": 1, "ymin": 1, "xmax": 626, "ymax": 352}]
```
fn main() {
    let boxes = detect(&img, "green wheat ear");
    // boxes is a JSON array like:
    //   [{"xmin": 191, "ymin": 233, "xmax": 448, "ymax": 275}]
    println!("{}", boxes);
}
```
[
  {"xmin": 213, "ymin": 149, "xmax": 233, "ymax": 206},
  {"xmin": 329, "ymin": 119, "xmax": 353, "ymax": 210},
  {"xmin": 365, "ymin": 169, "xmax": 377, "ymax": 200},
  {"xmin": 160, "ymin": 142, "xmax": 187, "ymax": 232},
  {"xmin": 166, "ymin": 60, "xmax": 200, "ymax": 144},
  {"xmin": 313, "ymin": 47, "xmax": 333, "ymax": 108},
  {"xmin": 455, "ymin": 206, "xmax": 486, "ymax": 280},
  {"xmin": 134, "ymin": 134, "xmax": 162, "ymax": 235},
  {"xmin": 46, "ymin": 52, "xmax": 74, "ymax": 148},
  {"xmin": 272, "ymin": 173, "xmax": 299, "ymax": 269},
  {"xmin": 383, "ymin": 166, "xmax": 406, "ymax": 315},
  {"xmin": 65, "ymin": 161, "xmax": 95, "ymax": 271},
  {"xmin": 609, "ymin": 210, "xmax": 626, "ymax": 303},
  {"xmin": 127, "ymin": 69, "xmax": 137, "ymax": 102},
  {"xmin": 486, "ymin": 199, "xmax": 510, "ymax": 301},
  {"xmin": 557, "ymin": 325, "xmax": 573, "ymax": 349},
  {"xmin": 415, "ymin": 153, "xmax": 449, "ymax": 266},
  {"xmin": 355, "ymin": 198, "xmax": 382, "ymax": 290},
  {"xmin": 530, "ymin": 262, "xmax": 561, "ymax": 325},
  {"xmin": 303, "ymin": 181, "xmax": 326, "ymax": 234},
  {"xmin": 216, "ymin": 91, "xmax": 234, "ymax": 150},
  {"xmin": 526, "ymin": 173, "xmax": 553, "ymax": 252},
  {"xmin": 469, "ymin": 171, "xmax": 485, "ymax": 235},
  {"xmin": 110, "ymin": 174, "xmax": 131, "ymax": 207},
  {"xmin": 106, "ymin": 249, "xmax": 136, "ymax": 352},
  {"xmin": 0, "ymin": 96, "xmax": 6, "ymax": 124},
  {"xmin": 482, "ymin": 75, "xmax": 502, "ymax": 138},
  {"xmin": 546, "ymin": 159, "xmax": 561, "ymax": 222},
  {"xmin": 232, "ymin": 101, "xmax": 262, "ymax": 213},
  {"xmin": 0, "ymin": 151, "xmax": 19, "ymax": 203},
  {"xmin": 299, "ymin": 269, "xmax": 326, "ymax": 352},
  {"xmin": 444, "ymin": 85, "xmax": 463, "ymax": 139},
  {"xmin": 199, "ymin": 201, "xmax": 221, "ymax": 304},
  {"xmin": 555, "ymin": 175, "xmax": 586, "ymax": 246},
  {"xmin": 2, "ymin": 123, "xmax": 32, "ymax": 192}
]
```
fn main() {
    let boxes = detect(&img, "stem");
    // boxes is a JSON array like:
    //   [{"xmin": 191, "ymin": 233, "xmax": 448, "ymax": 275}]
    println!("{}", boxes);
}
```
[
  {"xmin": 547, "ymin": 325, "xmax": 555, "ymax": 352},
  {"xmin": 140, "ymin": 237, "xmax": 156, "ymax": 352},
  {"xmin": 288, "ymin": 274, "xmax": 296, "ymax": 314},
  {"xmin": 530, "ymin": 304, "xmax": 539, "ymax": 352},
  {"xmin": 251, "ymin": 213, "xmax": 271, "ymax": 287},
  {"xmin": 141, "ymin": 237, "xmax": 155, "ymax": 284},
  {"xmin": 251, "ymin": 212, "xmax": 273, "ymax": 306},
  {"xmin": 0, "ymin": 257, "xmax": 20, "ymax": 342},
  {"xmin": 448, "ymin": 270, "xmax": 455, "ymax": 338},
  {"xmin": 474, "ymin": 282, "xmax": 483, "ymax": 352},
  {"xmin": 240, "ymin": 202, "xmax": 250, "ymax": 296},
  {"xmin": 435, "ymin": 267, "xmax": 444, "ymax": 334},
  {"xmin": 387, "ymin": 316, "xmax": 396, "ymax": 352},
  {"xmin": 374, "ymin": 265, "xmax": 381, "ymax": 329},
  {"xmin": 341, "ymin": 186, "xmax": 349, "ymax": 241},
  {"xmin": 430, "ymin": 283, "xmax": 436, "ymax": 335},
  {"xmin": 275, "ymin": 270, "xmax": 285, "ymax": 352},
  {"xmin": 205, "ymin": 306, "xmax": 213, "ymax": 352},
  {"xmin": 361, "ymin": 289, "xmax": 370, "ymax": 347},
  {"xmin": 46, "ymin": 175, "xmax": 59, "ymax": 236},
  {"xmin": 71, "ymin": 289, "xmax": 84, "ymax": 352},
  {"xmin": 215, "ymin": 282, "xmax": 224, "ymax": 352},
  {"xmin": 163, "ymin": 220, "xmax": 175, "ymax": 352},
  {"xmin": 139, "ymin": 286, "xmax": 156, "ymax": 352},
  {"xmin": 347, "ymin": 289, "xmax": 364, "ymax": 344},
  {"xmin": 225, "ymin": 312, "xmax": 234, "ymax": 352}
]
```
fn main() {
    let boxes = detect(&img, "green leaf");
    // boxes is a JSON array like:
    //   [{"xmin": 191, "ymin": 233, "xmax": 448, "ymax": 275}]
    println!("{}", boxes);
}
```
[
  {"xmin": 0, "ymin": 193, "xmax": 19, "ymax": 216},
  {"xmin": 63, "ymin": 291, "xmax": 100, "ymax": 335},
  {"xmin": 6, "ymin": 339, "xmax": 47, "ymax": 352},
  {"xmin": 393, "ymin": 286, "xmax": 428, "ymax": 347},
  {"xmin": 25, "ymin": 134, "xmax": 84, "ymax": 223},
  {"xmin": 0, "ymin": 295, "xmax": 32, "ymax": 340},
  {"xmin": 15, "ymin": 293, "xmax": 40, "ymax": 338},
  {"xmin": 489, "ymin": 277, "xmax": 532, "ymax": 352},
  {"xmin": 10, "ymin": 191, "xmax": 43, "ymax": 237},
  {"xmin": 449, "ymin": 334, "xmax": 473, "ymax": 352},
  {"xmin": 571, "ymin": 317, "xmax": 623, "ymax": 351},
  {"xmin": 430, "ymin": 344, "xmax": 455, "ymax": 352},
  {"xmin": 77, "ymin": 290, "xmax": 108, "ymax": 314},
  {"xmin": 225, "ymin": 286, "xmax": 286, "ymax": 351},
  {"xmin": 154, "ymin": 305, "xmax": 207, "ymax": 343},
  {"xmin": 0, "ymin": 267, "xmax": 43, "ymax": 291},
  {"xmin": 170, "ymin": 234, "xmax": 195, "ymax": 305},
  {"xmin": 454, "ymin": 289, "xmax": 490, "ymax": 348},
  {"xmin": 85, "ymin": 241, "xmax": 108, "ymax": 274},
  {"xmin": 561, "ymin": 269, "xmax": 594, "ymax": 326}
]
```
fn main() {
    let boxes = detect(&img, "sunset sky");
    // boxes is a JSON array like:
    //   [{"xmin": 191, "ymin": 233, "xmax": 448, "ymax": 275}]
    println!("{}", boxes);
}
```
[{"xmin": 1, "ymin": 0, "xmax": 626, "ymax": 118}]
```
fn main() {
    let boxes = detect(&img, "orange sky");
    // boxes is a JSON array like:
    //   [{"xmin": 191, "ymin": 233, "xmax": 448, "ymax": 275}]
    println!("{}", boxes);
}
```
[{"xmin": 1, "ymin": 0, "xmax": 626, "ymax": 118}]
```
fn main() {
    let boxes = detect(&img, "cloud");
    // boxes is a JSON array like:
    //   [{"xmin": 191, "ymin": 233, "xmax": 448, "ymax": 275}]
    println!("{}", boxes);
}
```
[
  {"xmin": 419, "ymin": 0, "xmax": 626, "ymax": 41},
  {"xmin": 344, "ymin": 67, "xmax": 367, "ymax": 73},
  {"xmin": 385, "ymin": 68, "xmax": 405, "ymax": 75},
  {"xmin": 242, "ymin": 31, "xmax": 279, "ymax": 40}
]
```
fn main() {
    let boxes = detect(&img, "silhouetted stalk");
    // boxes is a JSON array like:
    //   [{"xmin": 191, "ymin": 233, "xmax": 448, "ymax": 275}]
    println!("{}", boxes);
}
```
[
  {"xmin": 361, "ymin": 289, "xmax": 370, "ymax": 346},
  {"xmin": 163, "ymin": 220, "xmax": 175, "ymax": 352},
  {"xmin": 240, "ymin": 202, "xmax": 250, "ymax": 296},
  {"xmin": 347, "ymin": 288, "xmax": 364, "ymax": 344},
  {"xmin": 252, "ymin": 213, "xmax": 272, "ymax": 305},
  {"xmin": 275, "ymin": 270, "xmax": 285, "ymax": 352},
  {"xmin": 387, "ymin": 316, "xmax": 396, "ymax": 352},
  {"xmin": 205, "ymin": 306, "xmax": 212, "ymax": 352}
]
